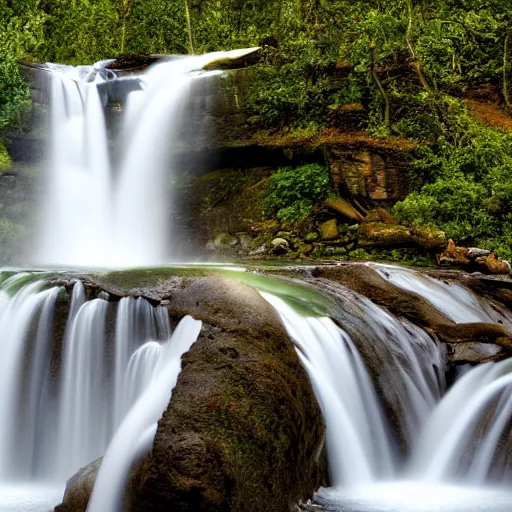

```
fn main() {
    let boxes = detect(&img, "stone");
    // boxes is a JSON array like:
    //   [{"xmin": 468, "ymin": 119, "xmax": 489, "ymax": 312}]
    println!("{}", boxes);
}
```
[
  {"xmin": 214, "ymin": 233, "xmax": 239, "ymax": 250},
  {"xmin": 359, "ymin": 222, "xmax": 413, "ymax": 247},
  {"xmin": 55, "ymin": 276, "xmax": 328, "ymax": 512},
  {"xmin": 54, "ymin": 458, "xmax": 101, "ymax": 512},
  {"xmin": 320, "ymin": 219, "xmax": 339, "ymax": 240},
  {"xmin": 437, "ymin": 240, "xmax": 511, "ymax": 274},
  {"xmin": 468, "ymin": 248, "xmax": 491, "ymax": 258},
  {"xmin": 449, "ymin": 342, "xmax": 503, "ymax": 364},
  {"xmin": 359, "ymin": 221, "xmax": 445, "ymax": 251},
  {"xmin": 270, "ymin": 237, "xmax": 290, "ymax": 254},
  {"xmin": 129, "ymin": 276, "xmax": 328, "ymax": 512},
  {"xmin": 323, "ymin": 197, "xmax": 364, "ymax": 223}
]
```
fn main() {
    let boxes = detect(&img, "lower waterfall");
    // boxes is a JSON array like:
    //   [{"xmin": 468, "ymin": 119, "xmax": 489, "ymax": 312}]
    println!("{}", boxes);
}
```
[
  {"xmin": 1, "ymin": 265, "xmax": 512, "ymax": 511},
  {"xmin": 0, "ymin": 272, "xmax": 201, "ymax": 511},
  {"xmin": 258, "ymin": 266, "xmax": 512, "ymax": 511}
]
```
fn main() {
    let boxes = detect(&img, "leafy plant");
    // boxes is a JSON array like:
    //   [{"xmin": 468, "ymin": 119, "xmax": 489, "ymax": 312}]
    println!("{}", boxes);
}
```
[{"xmin": 264, "ymin": 164, "xmax": 332, "ymax": 224}]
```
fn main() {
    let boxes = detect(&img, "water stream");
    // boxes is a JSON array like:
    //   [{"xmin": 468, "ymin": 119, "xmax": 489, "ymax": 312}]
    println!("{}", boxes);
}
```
[{"xmin": 260, "ymin": 267, "xmax": 512, "ymax": 511}]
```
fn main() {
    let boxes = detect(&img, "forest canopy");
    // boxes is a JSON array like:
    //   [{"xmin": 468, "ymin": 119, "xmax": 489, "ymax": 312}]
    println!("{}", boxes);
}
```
[{"xmin": 1, "ymin": 0, "xmax": 512, "ymax": 257}]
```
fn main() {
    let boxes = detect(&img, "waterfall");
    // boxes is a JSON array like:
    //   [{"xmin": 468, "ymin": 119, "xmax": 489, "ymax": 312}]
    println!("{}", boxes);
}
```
[
  {"xmin": 259, "ymin": 270, "xmax": 512, "ymax": 511},
  {"xmin": 36, "ymin": 50, "xmax": 256, "ymax": 268},
  {"xmin": 0, "ymin": 273, "xmax": 194, "ymax": 492},
  {"xmin": 86, "ymin": 315, "xmax": 202, "ymax": 512},
  {"xmin": 374, "ymin": 264, "xmax": 512, "ymax": 327}
]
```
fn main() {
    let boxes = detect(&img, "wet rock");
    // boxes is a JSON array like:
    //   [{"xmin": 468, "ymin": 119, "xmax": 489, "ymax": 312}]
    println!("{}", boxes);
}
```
[
  {"xmin": 271, "ymin": 237, "xmax": 290, "ymax": 254},
  {"xmin": 54, "ymin": 458, "xmax": 101, "ymax": 512},
  {"xmin": 320, "ymin": 219, "xmax": 339, "ymax": 240},
  {"xmin": 129, "ymin": 276, "xmax": 328, "ymax": 512},
  {"xmin": 449, "ymin": 342, "xmax": 503, "ymax": 364},
  {"xmin": 323, "ymin": 197, "xmax": 364, "ymax": 223}
]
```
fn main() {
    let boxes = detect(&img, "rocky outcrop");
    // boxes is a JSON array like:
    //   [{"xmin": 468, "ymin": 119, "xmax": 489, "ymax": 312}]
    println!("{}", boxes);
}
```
[
  {"xmin": 327, "ymin": 145, "xmax": 413, "ymax": 201},
  {"xmin": 127, "ymin": 276, "xmax": 327, "ymax": 512},
  {"xmin": 437, "ymin": 239, "xmax": 511, "ymax": 274}
]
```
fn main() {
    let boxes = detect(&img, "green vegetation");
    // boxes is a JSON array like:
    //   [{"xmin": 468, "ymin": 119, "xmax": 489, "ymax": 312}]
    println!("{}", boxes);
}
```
[
  {"xmin": 394, "ymin": 100, "xmax": 512, "ymax": 259},
  {"xmin": 0, "ymin": 142, "xmax": 11, "ymax": 172},
  {"xmin": 264, "ymin": 164, "xmax": 331, "ymax": 224},
  {"xmin": 1, "ymin": 0, "xmax": 512, "ymax": 259}
]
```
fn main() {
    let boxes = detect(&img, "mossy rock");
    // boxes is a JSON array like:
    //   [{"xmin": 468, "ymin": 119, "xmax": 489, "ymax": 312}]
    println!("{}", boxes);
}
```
[{"xmin": 128, "ymin": 276, "xmax": 328, "ymax": 512}]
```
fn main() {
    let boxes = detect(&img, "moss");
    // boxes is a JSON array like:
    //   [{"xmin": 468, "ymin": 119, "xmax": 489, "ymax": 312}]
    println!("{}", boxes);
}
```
[{"xmin": 92, "ymin": 267, "xmax": 215, "ymax": 291}]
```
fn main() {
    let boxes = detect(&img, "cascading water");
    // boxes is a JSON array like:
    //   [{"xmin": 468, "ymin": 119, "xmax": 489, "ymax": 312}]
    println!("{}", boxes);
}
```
[
  {"xmin": 5, "ymin": 39, "xmax": 512, "ymax": 512},
  {"xmin": 0, "ymin": 272, "xmax": 200, "ymax": 511},
  {"xmin": 259, "ymin": 269, "xmax": 512, "ymax": 512},
  {"xmin": 36, "ymin": 49, "xmax": 258, "ymax": 268}
]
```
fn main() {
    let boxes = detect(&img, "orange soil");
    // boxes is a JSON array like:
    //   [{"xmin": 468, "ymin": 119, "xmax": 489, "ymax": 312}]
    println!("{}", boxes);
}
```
[
  {"xmin": 465, "ymin": 99, "xmax": 512, "ymax": 131},
  {"xmin": 251, "ymin": 128, "xmax": 418, "ymax": 151}
]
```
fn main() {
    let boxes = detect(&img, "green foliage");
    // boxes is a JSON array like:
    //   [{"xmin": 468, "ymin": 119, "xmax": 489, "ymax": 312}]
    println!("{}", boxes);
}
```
[
  {"xmin": 394, "ymin": 98, "xmax": 512, "ymax": 260},
  {"xmin": 0, "ymin": 142, "xmax": 11, "ymax": 172},
  {"xmin": 0, "ymin": 2, "xmax": 45, "ymax": 130},
  {"xmin": 264, "ymin": 164, "xmax": 332, "ymax": 224}
]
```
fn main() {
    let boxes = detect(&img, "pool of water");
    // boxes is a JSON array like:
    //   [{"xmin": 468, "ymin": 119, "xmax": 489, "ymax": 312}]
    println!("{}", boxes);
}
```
[
  {"xmin": 308, "ymin": 482, "xmax": 512, "ymax": 512},
  {"xmin": 0, "ymin": 485, "xmax": 63, "ymax": 512}
]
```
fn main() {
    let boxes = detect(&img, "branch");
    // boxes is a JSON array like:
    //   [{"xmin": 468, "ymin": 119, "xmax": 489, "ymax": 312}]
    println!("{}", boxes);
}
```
[
  {"xmin": 184, "ymin": 0, "xmax": 195, "ymax": 55},
  {"xmin": 504, "ymin": 32, "xmax": 511, "ymax": 109},
  {"xmin": 369, "ymin": 43, "xmax": 390, "ymax": 129}
]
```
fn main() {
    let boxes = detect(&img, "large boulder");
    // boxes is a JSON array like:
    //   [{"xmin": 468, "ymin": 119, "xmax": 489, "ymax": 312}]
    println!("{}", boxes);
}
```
[{"xmin": 128, "ymin": 276, "xmax": 327, "ymax": 511}]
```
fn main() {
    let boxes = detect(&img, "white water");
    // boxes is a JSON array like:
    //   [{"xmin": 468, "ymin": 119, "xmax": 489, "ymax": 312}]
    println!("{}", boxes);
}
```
[
  {"xmin": 36, "ymin": 49, "xmax": 258, "ymax": 268},
  {"xmin": 87, "ymin": 315, "xmax": 202, "ymax": 512},
  {"xmin": 374, "ymin": 264, "xmax": 512, "ymax": 327},
  {"xmin": 261, "ymin": 271, "xmax": 512, "ymax": 510},
  {"xmin": 0, "ymin": 273, "xmax": 197, "ymax": 512}
]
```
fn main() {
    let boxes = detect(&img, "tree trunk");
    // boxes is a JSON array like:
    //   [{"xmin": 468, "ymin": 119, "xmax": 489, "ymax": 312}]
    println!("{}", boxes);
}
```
[{"xmin": 184, "ymin": 0, "xmax": 195, "ymax": 55}]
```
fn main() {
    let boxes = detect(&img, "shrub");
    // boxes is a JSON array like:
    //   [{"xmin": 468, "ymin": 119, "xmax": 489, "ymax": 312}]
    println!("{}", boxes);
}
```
[{"xmin": 264, "ymin": 164, "xmax": 332, "ymax": 224}]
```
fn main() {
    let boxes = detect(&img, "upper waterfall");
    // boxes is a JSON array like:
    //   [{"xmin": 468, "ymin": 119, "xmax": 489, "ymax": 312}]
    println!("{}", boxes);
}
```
[{"xmin": 35, "ymin": 49, "xmax": 258, "ymax": 268}]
